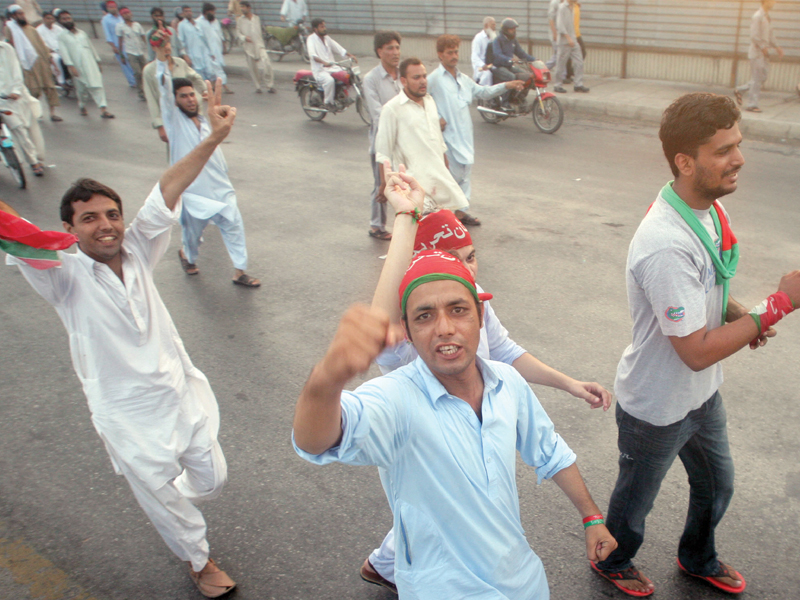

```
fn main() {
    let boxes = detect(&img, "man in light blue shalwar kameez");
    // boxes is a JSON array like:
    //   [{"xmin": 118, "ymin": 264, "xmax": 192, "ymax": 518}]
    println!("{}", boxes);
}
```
[{"xmin": 197, "ymin": 3, "xmax": 232, "ymax": 93}]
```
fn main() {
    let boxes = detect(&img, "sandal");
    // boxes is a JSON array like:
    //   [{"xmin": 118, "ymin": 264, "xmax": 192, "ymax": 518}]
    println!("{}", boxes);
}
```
[
  {"xmin": 455, "ymin": 212, "xmax": 481, "ymax": 227},
  {"xmin": 178, "ymin": 250, "xmax": 199, "ymax": 275},
  {"xmin": 79, "ymin": 107, "xmax": 88, "ymax": 116},
  {"xmin": 360, "ymin": 558, "xmax": 397, "ymax": 595},
  {"xmin": 733, "ymin": 90, "xmax": 742, "ymax": 106},
  {"xmin": 677, "ymin": 557, "xmax": 746, "ymax": 594},
  {"xmin": 232, "ymin": 273, "xmax": 261, "ymax": 287},
  {"xmin": 50, "ymin": 114, "xmax": 63, "ymax": 122},
  {"xmin": 101, "ymin": 111, "xmax": 115, "ymax": 119},
  {"xmin": 368, "ymin": 229, "xmax": 392, "ymax": 240},
  {"xmin": 745, "ymin": 106, "xmax": 762, "ymax": 113},
  {"xmin": 32, "ymin": 164, "xmax": 45, "ymax": 177},
  {"xmin": 189, "ymin": 558, "xmax": 236, "ymax": 598},
  {"xmin": 591, "ymin": 561, "xmax": 654, "ymax": 597}
]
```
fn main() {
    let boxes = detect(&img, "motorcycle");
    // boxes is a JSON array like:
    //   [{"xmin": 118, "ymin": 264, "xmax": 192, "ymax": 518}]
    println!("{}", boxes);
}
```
[
  {"xmin": 476, "ymin": 60, "xmax": 564, "ymax": 134},
  {"xmin": 294, "ymin": 59, "xmax": 371, "ymax": 125},
  {"xmin": 0, "ymin": 113, "xmax": 26, "ymax": 189},
  {"xmin": 264, "ymin": 19, "xmax": 310, "ymax": 63}
]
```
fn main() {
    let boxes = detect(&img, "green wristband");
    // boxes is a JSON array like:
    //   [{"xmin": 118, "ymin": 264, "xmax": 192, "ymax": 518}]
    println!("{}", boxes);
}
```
[
  {"xmin": 748, "ymin": 312, "xmax": 762, "ymax": 333},
  {"xmin": 583, "ymin": 518, "xmax": 604, "ymax": 529}
]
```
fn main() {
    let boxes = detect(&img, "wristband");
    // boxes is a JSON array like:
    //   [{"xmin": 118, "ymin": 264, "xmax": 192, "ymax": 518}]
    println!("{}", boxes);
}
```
[
  {"xmin": 583, "ymin": 518, "xmax": 605, "ymax": 529},
  {"xmin": 396, "ymin": 208, "xmax": 422, "ymax": 223},
  {"xmin": 749, "ymin": 291, "xmax": 795, "ymax": 336},
  {"xmin": 582, "ymin": 514, "xmax": 603, "ymax": 524}
]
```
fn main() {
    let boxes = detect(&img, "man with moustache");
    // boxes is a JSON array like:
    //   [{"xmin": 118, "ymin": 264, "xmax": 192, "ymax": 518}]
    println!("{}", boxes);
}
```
[
  {"xmin": 306, "ymin": 18, "xmax": 357, "ymax": 110},
  {"xmin": 591, "ymin": 93, "xmax": 800, "ymax": 596},
  {"xmin": 178, "ymin": 5, "xmax": 213, "ymax": 81},
  {"xmin": 146, "ymin": 6, "xmax": 182, "ymax": 61},
  {"xmin": 236, "ymin": 1, "xmax": 275, "ymax": 94},
  {"xmin": 4, "ymin": 3, "xmax": 62, "ymax": 121},
  {"xmin": 197, "ymin": 3, "xmax": 232, "ymax": 94},
  {"xmin": 374, "ymin": 58, "xmax": 470, "ymax": 219},
  {"xmin": 292, "ymin": 164, "xmax": 618, "ymax": 599},
  {"xmin": 155, "ymin": 30, "xmax": 259, "ymax": 286},
  {"xmin": 57, "ymin": 10, "xmax": 114, "ymax": 118},
  {"xmin": 363, "ymin": 30, "xmax": 402, "ymax": 240}
]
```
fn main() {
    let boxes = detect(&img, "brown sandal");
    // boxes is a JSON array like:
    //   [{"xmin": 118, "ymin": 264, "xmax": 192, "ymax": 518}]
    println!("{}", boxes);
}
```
[{"xmin": 189, "ymin": 558, "xmax": 236, "ymax": 598}]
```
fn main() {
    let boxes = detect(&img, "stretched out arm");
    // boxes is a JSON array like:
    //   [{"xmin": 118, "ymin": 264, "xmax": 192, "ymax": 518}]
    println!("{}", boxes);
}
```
[{"xmin": 511, "ymin": 353, "xmax": 611, "ymax": 410}]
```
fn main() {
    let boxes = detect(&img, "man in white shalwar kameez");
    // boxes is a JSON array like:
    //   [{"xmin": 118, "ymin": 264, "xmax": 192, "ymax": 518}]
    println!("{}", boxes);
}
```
[
  {"xmin": 178, "ymin": 6, "xmax": 213, "ymax": 81},
  {"xmin": 236, "ymin": 1, "xmax": 275, "ymax": 93},
  {"xmin": 197, "ymin": 3, "xmax": 232, "ymax": 93},
  {"xmin": 0, "ymin": 78, "xmax": 238, "ymax": 599},
  {"xmin": 155, "ymin": 33, "xmax": 259, "ymax": 286},
  {"xmin": 0, "ymin": 40, "xmax": 45, "ymax": 175},
  {"xmin": 56, "ymin": 11, "xmax": 114, "ymax": 118},
  {"xmin": 36, "ymin": 11, "xmax": 65, "ymax": 85}
]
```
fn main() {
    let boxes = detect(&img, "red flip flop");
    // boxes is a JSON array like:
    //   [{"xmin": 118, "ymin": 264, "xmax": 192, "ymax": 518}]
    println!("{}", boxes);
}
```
[
  {"xmin": 590, "ymin": 561, "xmax": 654, "ymax": 597},
  {"xmin": 677, "ymin": 557, "xmax": 746, "ymax": 594}
]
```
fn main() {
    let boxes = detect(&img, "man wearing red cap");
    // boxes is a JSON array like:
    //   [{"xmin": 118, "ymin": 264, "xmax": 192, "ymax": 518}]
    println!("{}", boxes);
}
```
[
  {"xmin": 293, "ymin": 166, "xmax": 617, "ymax": 599},
  {"xmin": 358, "ymin": 167, "xmax": 612, "ymax": 592}
]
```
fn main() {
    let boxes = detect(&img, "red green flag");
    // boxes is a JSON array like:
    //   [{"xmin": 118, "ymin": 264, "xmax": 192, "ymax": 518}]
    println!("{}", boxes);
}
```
[{"xmin": 0, "ymin": 211, "xmax": 77, "ymax": 270}]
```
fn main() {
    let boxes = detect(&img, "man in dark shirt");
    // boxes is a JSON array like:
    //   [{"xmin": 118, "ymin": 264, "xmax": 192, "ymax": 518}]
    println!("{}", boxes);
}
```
[{"xmin": 491, "ymin": 18, "xmax": 534, "ymax": 105}]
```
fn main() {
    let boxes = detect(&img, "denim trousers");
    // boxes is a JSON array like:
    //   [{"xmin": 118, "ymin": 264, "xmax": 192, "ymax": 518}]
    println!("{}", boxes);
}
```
[{"xmin": 597, "ymin": 391, "xmax": 735, "ymax": 576}]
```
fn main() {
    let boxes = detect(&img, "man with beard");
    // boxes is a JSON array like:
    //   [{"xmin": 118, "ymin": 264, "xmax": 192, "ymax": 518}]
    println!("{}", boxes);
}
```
[
  {"xmin": 375, "ymin": 58, "xmax": 468, "ymax": 220},
  {"xmin": 363, "ymin": 30, "xmax": 402, "ymax": 240},
  {"xmin": 306, "ymin": 18, "xmax": 357, "ymax": 110},
  {"xmin": 470, "ymin": 16, "xmax": 495, "ymax": 86},
  {"xmin": 4, "ymin": 4, "xmax": 62, "ymax": 121},
  {"xmin": 146, "ymin": 6, "xmax": 182, "ymax": 61},
  {"xmin": 57, "ymin": 10, "xmax": 114, "ymax": 118},
  {"xmin": 236, "ymin": 1, "xmax": 275, "ymax": 94},
  {"xmin": 143, "ymin": 26, "xmax": 204, "ymax": 142},
  {"xmin": 100, "ymin": 0, "xmax": 136, "ymax": 87},
  {"xmin": 197, "ymin": 3, "xmax": 232, "ymax": 94},
  {"xmin": 155, "ymin": 31, "xmax": 259, "ymax": 286},
  {"xmin": 115, "ymin": 7, "xmax": 147, "ymax": 99},
  {"xmin": 591, "ymin": 93, "xmax": 800, "ymax": 597},
  {"xmin": 491, "ymin": 18, "xmax": 536, "ymax": 107},
  {"xmin": 0, "ymin": 77, "xmax": 238, "ymax": 599}
]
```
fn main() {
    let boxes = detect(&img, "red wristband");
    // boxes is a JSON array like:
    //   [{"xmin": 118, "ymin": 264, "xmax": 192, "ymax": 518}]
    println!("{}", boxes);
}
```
[
  {"xmin": 750, "ymin": 291, "xmax": 795, "ymax": 336},
  {"xmin": 582, "ymin": 514, "xmax": 603, "ymax": 524}
]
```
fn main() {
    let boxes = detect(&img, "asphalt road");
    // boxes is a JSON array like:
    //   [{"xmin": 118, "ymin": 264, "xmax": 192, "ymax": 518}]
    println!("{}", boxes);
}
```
[{"xmin": 1, "ymin": 61, "xmax": 799, "ymax": 600}]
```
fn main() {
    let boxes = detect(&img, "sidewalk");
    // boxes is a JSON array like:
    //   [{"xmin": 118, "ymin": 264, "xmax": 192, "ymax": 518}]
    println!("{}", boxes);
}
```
[{"xmin": 91, "ymin": 35, "xmax": 800, "ymax": 142}]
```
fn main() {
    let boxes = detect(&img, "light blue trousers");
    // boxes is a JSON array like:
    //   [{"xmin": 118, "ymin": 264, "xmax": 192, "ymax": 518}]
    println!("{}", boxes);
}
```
[{"xmin": 181, "ymin": 207, "xmax": 248, "ymax": 270}]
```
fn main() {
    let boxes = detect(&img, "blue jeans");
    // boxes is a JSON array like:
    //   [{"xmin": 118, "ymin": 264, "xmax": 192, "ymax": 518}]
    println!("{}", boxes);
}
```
[{"xmin": 597, "ymin": 392, "xmax": 734, "ymax": 577}]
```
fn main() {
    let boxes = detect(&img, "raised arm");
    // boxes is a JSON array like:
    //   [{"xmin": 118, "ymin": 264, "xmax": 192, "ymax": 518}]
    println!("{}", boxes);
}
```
[
  {"xmin": 294, "ymin": 305, "xmax": 401, "ymax": 454},
  {"xmin": 370, "ymin": 163, "xmax": 425, "ymax": 325},
  {"xmin": 158, "ymin": 78, "xmax": 235, "ymax": 210}
]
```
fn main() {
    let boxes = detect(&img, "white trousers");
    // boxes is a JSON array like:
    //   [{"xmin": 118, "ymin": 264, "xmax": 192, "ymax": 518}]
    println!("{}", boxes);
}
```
[
  {"xmin": 446, "ymin": 150, "xmax": 472, "ymax": 207},
  {"xmin": 75, "ymin": 79, "xmax": 107, "ymax": 109},
  {"xmin": 181, "ymin": 206, "xmax": 248, "ymax": 270},
  {"xmin": 245, "ymin": 49, "xmax": 274, "ymax": 91},
  {"xmin": 475, "ymin": 69, "xmax": 492, "ymax": 86},
  {"xmin": 369, "ymin": 527, "xmax": 397, "ymax": 583},
  {"xmin": 314, "ymin": 68, "xmax": 341, "ymax": 103}
]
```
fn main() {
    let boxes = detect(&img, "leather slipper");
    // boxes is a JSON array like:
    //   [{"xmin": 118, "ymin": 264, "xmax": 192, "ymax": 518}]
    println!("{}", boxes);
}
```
[
  {"xmin": 677, "ymin": 557, "xmax": 746, "ymax": 594},
  {"xmin": 232, "ymin": 273, "xmax": 261, "ymax": 287},
  {"xmin": 178, "ymin": 250, "xmax": 199, "ymax": 275},
  {"xmin": 189, "ymin": 558, "xmax": 236, "ymax": 598},
  {"xmin": 591, "ymin": 561, "xmax": 654, "ymax": 597}
]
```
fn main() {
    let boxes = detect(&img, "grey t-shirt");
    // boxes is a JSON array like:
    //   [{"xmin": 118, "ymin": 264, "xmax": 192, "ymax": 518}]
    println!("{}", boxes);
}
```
[{"xmin": 615, "ymin": 192, "xmax": 728, "ymax": 426}]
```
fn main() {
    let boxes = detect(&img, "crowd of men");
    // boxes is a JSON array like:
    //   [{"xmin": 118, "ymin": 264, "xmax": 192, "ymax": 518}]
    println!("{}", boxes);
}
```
[{"xmin": 1, "ymin": 0, "xmax": 798, "ymax": 599}]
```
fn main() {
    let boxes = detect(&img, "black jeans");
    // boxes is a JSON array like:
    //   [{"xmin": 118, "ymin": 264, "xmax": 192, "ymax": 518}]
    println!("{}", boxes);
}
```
[
  {"xmin": 493, "ymin": 65, "xmax": 528, "ymax": 103},
  {"xmin": 597, "ymin": 392, "xmax": 735, "ymax": 577}
]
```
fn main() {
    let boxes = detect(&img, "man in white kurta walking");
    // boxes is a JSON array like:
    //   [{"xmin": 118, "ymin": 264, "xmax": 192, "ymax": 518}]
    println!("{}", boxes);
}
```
[
  {"xmin": 0, "ymin": 40, "xmax": 45, "ymax": 176},
  {"xmin": 35, "ymin": 11, "xmax": 65, "ymax": 85},
  {"xmin": 178, "ymin": 5, "xmax": 213, "ymax": 80},
  {"xmin": 375, "ymin": 58, "xmax": 469, "ymax": 218},
  {"xmin": 155, "ymin": 32, "xmax": 260, "ymax": 287},
  {"xmin": 306, "ymin": 18, "xmax": 357, "ymax": 108},
  {"xmin": 56, "ymin": 11, "xmax": 114, "ymax": 118},
  {"xmin": 237, "ymin": 1, "xmax": 275, "ymax": 93},
  {"xmin": 197, "ymin": 2, "xmax": 233, "ymax": 94},
  {"xmin": 0, "ymin": 78, "xmax": 238, "ymax": 599}
]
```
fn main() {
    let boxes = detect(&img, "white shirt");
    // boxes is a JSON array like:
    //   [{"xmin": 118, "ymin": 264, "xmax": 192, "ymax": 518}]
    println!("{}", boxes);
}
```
[
  {"xmin": 236, "ymin": 13, "xmax": 265, "ymax": 58},
  {"xmin": 307, "ymin": 32, "xmax": 347, "ymax": 77},
  {"xmin": 157, "ymin": 59, "xmax": 237, "ymax": 221},
  {"xmin": 280, "ymin": 0, "xmax": 308, "ymax": 24},
  {"xmin": 115, "ymin": 20, "xmax": 146, "ymax": 56},
  {"xmin": 7, "ymin": 185, "xmax": 219, "ymax": 488},
  {"xmin": 36, "ymin": 22, "xmax": 64, "ymax": 53},
  {"xmin": 374, "ymin": 91, "xmax": 468, "ymax": 211},
  {"xmin": 471, "ymin": 29, "xmax": 491, "ymax": 79}
]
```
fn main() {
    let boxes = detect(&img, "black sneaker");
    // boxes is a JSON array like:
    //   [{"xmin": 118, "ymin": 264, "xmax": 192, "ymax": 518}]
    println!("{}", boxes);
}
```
[
  {"xmin": 574, "ymin": 85, "xmax": 590, "ymax": 93},
  {"xmin": 554, "ymin": 86, "xmax": 568, "ymax": 93}
]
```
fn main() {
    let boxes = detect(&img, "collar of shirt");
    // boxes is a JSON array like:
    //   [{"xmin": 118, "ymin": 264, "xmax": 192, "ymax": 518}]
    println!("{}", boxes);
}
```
[
  {"xmin": 409, "ymin": 354, "xmax": 504, "ymax": 406},
  {"xmin": 398, "ymin": 90, "xmax": 428, "ymax": 107}
]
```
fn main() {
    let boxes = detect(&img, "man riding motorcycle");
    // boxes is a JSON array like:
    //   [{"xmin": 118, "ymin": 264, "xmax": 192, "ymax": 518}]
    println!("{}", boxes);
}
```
[{"xmin": 491, "ymin": 18, "xmax": 536, "ymax": 106}]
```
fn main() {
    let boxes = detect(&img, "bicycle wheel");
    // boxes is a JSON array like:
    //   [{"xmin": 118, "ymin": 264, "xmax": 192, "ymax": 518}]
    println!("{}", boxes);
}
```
[
  {"xmin": 300, "ymin": 87, "xmax": 326, "ymax": 121},
  {"xmin": 532, "ymin": 96, "xmax": 564, "ymax": 134},
  {"xmin": 356, "ymin": 95, "xmax": 371, "ymax": 126},
  {"xmin": 2, "ymin": 146, "xmax": 26, "ymax": 189}
]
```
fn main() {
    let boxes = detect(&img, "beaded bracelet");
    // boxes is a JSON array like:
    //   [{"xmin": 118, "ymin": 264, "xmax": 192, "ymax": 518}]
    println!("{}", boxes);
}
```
[
  {"xmin": 582, "ymin": 514, "xmax": 605, "ymax": 529},
  {"xmin": 396, "ymin": 208, "xmax": 422, "ymax": 223}
]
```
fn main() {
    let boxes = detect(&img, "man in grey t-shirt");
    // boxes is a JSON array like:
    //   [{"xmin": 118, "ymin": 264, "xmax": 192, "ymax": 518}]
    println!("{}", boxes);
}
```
[{"xmin": 592, "ymin": 93, "xmax": 800, "ymax": 597}]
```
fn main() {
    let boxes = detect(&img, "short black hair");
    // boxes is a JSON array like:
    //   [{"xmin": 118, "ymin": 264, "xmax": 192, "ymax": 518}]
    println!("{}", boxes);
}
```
[
  {"xmin": 202, "ymin": 2, "xmax": 215, "ymax": 12},
  {"xmin": 60, "ymin": 179, "xmax": 123, "ymax": 225},
  {"xmin": 57, "ymin": 9, "xmax": 71, "ymax": 17},
  {"xmin": 399, "ymin": 57, "xmax": 422, "ymax": 78},
  {"xmin": 173, "ymin": 77, "xmax": 194, "ymax": 93},
  {"xmin": 150, "ymin": 6, "xmax": 164, "ymax": 15},
  {"xmin": 311, "ymin": 17, "xmax": 325, "ymax": 29},
  {"xmin": 373, "ymin": 31, "xmax": 401, "ymax": 58},
  {"xmin": 240, "ymin": 0, "xmax": 251, "ymax": 7},
  {"xmin": 41, "ymin": 10, "xmax": 53, "ymax": 17},
  {"xmin": 659, "ymin": 93, "xmax": 740, "ymax": 178},
  {"xmin": 181, "ymin": 5, "xmax": 191, "ymax": 11}
]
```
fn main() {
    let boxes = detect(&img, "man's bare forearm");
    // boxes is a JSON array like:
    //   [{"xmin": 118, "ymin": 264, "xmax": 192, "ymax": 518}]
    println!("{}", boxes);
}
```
[
  {"xmin": 293, "ymin": 362, "xmax": 345, "ymax": 454},
  {"xmin": 552, "ymin": 462, "xmax": 602, "ymax": 518}
]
